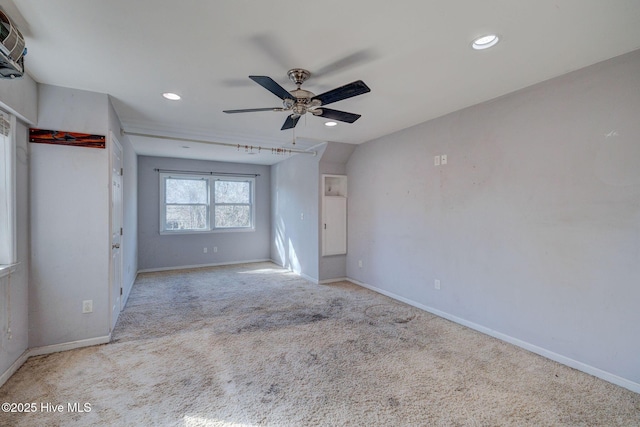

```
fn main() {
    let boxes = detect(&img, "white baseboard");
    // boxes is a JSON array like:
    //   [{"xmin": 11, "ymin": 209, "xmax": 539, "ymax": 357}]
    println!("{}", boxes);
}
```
[
  {"xmin": 319, "ymin": 277, "xmax": 348, "ymax": 284},
  {"xmin": 299, "ymin": 272, "xmax": 319, "ymax": 284},
  {"xmin": 270, "ymin": 259, "xmax": 321, "ymax": 284},
  {"xmin": 347, "ymin": 277, "xmax": 640, "ymax": 395},
  {"xmin": 28, "ymin": 335, "xmax": 112, "ymax": 358},
  {"xmin": 1, "ymin": 335, "xmax": 112, "ymax": 388},
  {"xmin": 0, "ymin": 350, "xmax": 30, "ymax": 388},
  {"xmin": 269, "ymin": 259, "xmax": 284, "ymax": 267},
  {"xmin": 137, "ymin": 259, "xmax": 272, "ymax": 274}
]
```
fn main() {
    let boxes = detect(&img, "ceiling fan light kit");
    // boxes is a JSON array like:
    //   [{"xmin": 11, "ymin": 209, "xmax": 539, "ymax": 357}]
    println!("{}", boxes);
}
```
[{"xmin": 224, "ymin": 68, "xmax": 371, "ymax": 130}]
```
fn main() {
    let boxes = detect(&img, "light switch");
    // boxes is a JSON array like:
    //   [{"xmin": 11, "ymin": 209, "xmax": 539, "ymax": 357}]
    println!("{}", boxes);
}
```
[
  {"xmin": 434, "ymin": 155, "xmax": 440, "ymax": 166},
  {"xmin": 441, "ymin": 155, "xmax": 447, "ymax": 165}
]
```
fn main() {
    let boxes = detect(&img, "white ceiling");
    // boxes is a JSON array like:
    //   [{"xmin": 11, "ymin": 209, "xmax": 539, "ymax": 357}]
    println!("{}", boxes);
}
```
[{"xmin": 3, "ymin": 0, "xmax": 640, "ymax": 165}]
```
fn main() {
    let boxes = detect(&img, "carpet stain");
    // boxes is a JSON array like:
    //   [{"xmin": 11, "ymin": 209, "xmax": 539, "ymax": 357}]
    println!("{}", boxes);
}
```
[
  {"xmin": 1, "ymin": 262, "xmax": 639, "ymax": 427},
  {"xmin": 234, "ymin": 310, "xmax": 331, "ymax": 334},
  {"xmin": 387, "ymin": 397, "xmax": 401, "ymax": 407},
  {"xmin": 365, "ymin": 303, "xmax": 416, "ymax": 324}
]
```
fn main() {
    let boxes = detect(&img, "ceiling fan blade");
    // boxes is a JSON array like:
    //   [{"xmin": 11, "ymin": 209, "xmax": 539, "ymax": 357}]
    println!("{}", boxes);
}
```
[
  {"xmin": 249, "ymin": 76, "xmax": 293, "ymax": 100},
  {"xmin": 281, "ymin": 115, "xmax": 300, "ymax": 130},
  {"xmin": 223, "ymin": 107, "xmax": 282, "ymax": 113},
  {"xmin": 312, "ymin": 80, "xmax": 371, "ymax": 106},
  {"xmin": 249, "ymin": 33, "xmax": 295, "ymax": 70},
  {"xmin": 313, "ymin": 49, "xmax": 377, "ymax": 78},
  {"xmin": 316, "ymin": 108, "xmax": 361, "ymax": 123}
]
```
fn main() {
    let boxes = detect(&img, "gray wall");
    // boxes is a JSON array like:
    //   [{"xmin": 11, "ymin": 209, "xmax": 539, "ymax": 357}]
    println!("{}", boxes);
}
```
[
  {"xmin": 137, "ymin": 155, "xmax": 271, "ymax": 271},
  {"xmin": 271, "ymin": 151, "xmax": 320, "ymax": 282},
  {"xmin": 270, "ymin": 141, "xmax": 356, "ymax": 283},
  {"xmin": 1, "ymin": 81, "xmax": 136, "ymax": 378},
  {"xmin": 0, "ymin": 71, "xmax": 37, "ymax": 124},
  {"xmin": 318, "ymin": 142, "xmax": 356, "ymax": 282},
  {"xmin": 346, "ymin": 50, "xmax": 640, "ymax": 388},
  {"xmin": 29, "ymin": 84, "xmax": 111, "ymax": 347}
]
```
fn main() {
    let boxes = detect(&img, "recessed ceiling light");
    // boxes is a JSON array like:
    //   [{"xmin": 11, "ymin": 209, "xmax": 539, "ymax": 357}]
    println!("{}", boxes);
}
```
[
  {"xmin": 472, "ymin": 34, "xmax": 500, "ymax": 50},
  {"xmin": 162, "ymin": 92, "xmax": 181, "ymax": 100},
  {"xmin": 324, "ymin": 121, "xmax": 338, "ymax": 127}
]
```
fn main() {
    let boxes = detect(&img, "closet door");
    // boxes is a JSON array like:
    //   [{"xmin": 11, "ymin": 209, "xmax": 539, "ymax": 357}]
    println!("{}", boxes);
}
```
[{"xmin": 323, "ymin": 196, "xmax": 347, "ymax": 256}]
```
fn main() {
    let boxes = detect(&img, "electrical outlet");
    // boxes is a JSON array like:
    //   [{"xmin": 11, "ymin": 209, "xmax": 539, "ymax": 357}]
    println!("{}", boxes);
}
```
[
  {"xmin": 301, "ymin": 213, "xmax": 304, "ymax": 220},
  {"xmin": 213, "ymin": 246, "xmax": 218, "ymax": 253},
  {"xmin": 441, "ymin": 154, "xmax": 447, "ymax": 165},
  {"xmin": 434, "ymin": 279, "xmax": 441, "ymax": 290},
  {"xmin": 82, "ymin": 300, "xmax": 93, "ymax": 313},
  {"xmin": 203, "ymin": 247, "xmax": 208, "ymax": 253},
  {"xmin": 358, "ymin": 260, "xmax": 363, "ymax": 268},
  {"xmin": 434, "ymin": 155, "xmax": 440, "ymax": 166}
]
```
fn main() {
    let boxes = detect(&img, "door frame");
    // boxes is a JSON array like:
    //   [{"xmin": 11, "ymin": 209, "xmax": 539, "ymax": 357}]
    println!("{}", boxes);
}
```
[{"xmin": 109, "ymin": 131, "xmax": 124, "ymax": 331}]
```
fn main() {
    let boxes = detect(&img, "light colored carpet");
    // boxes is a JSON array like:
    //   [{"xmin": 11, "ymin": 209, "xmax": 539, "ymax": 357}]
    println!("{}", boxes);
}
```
[{"xmin": 1, "ymin": 262, "xmax": 638, "ymax": 426}]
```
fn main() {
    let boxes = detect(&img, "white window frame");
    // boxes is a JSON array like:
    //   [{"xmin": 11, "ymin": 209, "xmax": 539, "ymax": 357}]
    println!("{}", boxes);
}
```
[
  {"xmin": 0, "ymin": 110, "xmax": 17, "ymax": 277},
  {"xmin": 159, "ymin": 173, "xmax": 210, "ymax": 234},
  {"xmin": 212, "ymin": 176, "xmax": 255, "ymax": 230},
  {"xmin": 159, "ymin": 172, "xmax": 255, "ymax": 234}
]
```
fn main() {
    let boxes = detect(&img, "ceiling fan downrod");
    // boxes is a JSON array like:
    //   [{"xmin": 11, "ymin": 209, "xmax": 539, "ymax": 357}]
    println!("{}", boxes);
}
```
[{"xmin": 287, "ymin": 68, "xmax": 311, "ymax": 87}]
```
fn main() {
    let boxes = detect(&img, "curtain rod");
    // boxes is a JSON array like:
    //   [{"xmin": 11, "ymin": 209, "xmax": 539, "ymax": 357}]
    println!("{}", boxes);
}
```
[
  {"xmin": 154, "ymin": 168, "xmax": 260, "ymax": 177},
  {"xmin": 122, "ymin": 130, "xmax": 317, "ymax": 156}
]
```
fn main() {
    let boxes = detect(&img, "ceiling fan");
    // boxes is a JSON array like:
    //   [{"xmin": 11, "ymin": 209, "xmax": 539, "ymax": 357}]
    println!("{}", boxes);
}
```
[{"xmin": 223, "ymin": 68, "xmax": 371, "ymax": 130}]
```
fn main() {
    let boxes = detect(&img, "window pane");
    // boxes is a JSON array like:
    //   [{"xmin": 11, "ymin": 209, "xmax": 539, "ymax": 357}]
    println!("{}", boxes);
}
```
[
  {"xmin": 215, "ymin": 205, "xmax": 250, "ymax": 228},
  {"xmin": 215, "ymin": 180, "xmax": 250, "ymax": 203},
  {"xmin": 166, "ymin": 178, "xmax": 208, "ymax": 204},
  {"xmin": 165, "ymin": 205, "xmax": 208, "ymax": 230}
]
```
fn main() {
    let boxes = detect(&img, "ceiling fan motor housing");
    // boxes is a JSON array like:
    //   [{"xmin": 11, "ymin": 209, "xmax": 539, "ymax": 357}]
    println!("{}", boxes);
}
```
[{"xmin": 285, "ymin": 87, "xmax": 320, "ymax": 115}]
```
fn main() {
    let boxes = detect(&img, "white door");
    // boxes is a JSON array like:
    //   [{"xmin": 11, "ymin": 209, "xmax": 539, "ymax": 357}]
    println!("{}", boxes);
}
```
[
  {"xmin": 110, "ymin": 133, "xmax": 123, "ymax": 330},
  {"xmin": 323, "ymin": 196, "xmax": 347, "ymax": 256}
]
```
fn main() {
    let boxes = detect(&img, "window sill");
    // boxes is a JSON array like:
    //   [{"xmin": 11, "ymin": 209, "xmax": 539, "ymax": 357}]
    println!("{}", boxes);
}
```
[
  {"xmin": 0, "ymin": 263, "xmax": 18, "ymax": 279},
  {"xmin": 159, "ymin": 228, "xmax": 256, "ymax": 236}
]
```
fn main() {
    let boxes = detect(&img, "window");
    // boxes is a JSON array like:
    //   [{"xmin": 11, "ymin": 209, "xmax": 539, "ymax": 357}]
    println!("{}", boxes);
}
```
[
  {"xmin": 214, "ymin": 179, "xmax": 252, "ymax": 228},
  {"xmin": 164, "ymin": 175, "xmax": 209, "ymax": 231},
  {"xmin": 0, "ymin": 109, "xmax": 16, "ymax": 269},
  {"xmin": 160, "ymin": 173, "xmax": 255, "ymax": 233}
]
